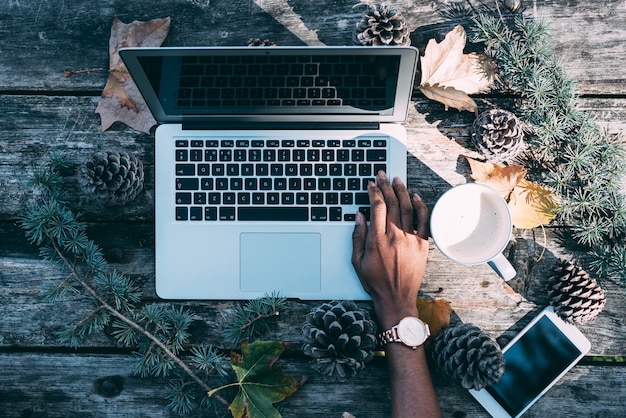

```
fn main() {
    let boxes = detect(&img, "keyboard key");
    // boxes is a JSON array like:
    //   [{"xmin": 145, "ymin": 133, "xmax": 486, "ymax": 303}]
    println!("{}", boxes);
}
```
[
  {"xmin": 189, "ymin": 207, "xmax": 203, "ymax": 220},
  {"xmin": 176, "ymin": 150, "xmax": 188, "ymax": 161},
  {"xmin": 176, "ymin": 178, "xmax": 199, "ymax": 190},
  {"xmin": 176, "ymin": 193, "xmax": 192, "ymax": 204},
  {"xmin": 219, "ymin": 207, "xmax": 236, "ymax": 221},
  {"xmin": 355, "ymin": 193, "xmax": 369, "ymax": 204},
  {"xmin": 176, "ymin": 164, "xmax": 195, "ymax": 175},
  {"xmin": 176, "ymin": 207, "xmax": 188, "ymax": 220},
  {"xmin": 201, "ymin": 178, "xmax": 214, "ymax": 190},
  {"xmin": 330, "ymin": 207, "xmax": 342, "ymax": 221},
  {"xmin": 238, "ymin": 207, "xmax": 308, "ymax": 221},
  {"xmin": 205, "ymin": 207, "xmax": 218, "ymax": 220},
  {"xmin": 366, "ymin": 149, "xmax": 386, "ymax": 161},
  {"xmin": 194, "ymin": 192, "xmax": 206, "ymax": 204},
  {"xmin": 311, "ymin": 207, "xmax": 327, "ymax": 221}
]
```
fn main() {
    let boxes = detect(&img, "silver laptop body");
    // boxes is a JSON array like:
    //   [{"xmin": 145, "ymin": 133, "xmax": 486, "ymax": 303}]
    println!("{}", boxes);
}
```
[{"xmin": 120, "ymin": 46, "xmax": 418, "ymax": 300}]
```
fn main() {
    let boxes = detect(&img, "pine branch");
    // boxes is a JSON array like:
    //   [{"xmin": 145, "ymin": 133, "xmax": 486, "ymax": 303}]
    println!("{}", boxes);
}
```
[
  {"xmin": 469, "ymin": 11, "xmax": 626, "ymax": 287},
  {"xmin": 47, "ymin": 234, "xmax": 228, "ymax": 405},
  {"xmin": 19, "ymin": 155, "xmax": 231, "ymax": 412},
  {"xmin": 225, "ymin": 292, "xmax": 288, "ymax": 346}
]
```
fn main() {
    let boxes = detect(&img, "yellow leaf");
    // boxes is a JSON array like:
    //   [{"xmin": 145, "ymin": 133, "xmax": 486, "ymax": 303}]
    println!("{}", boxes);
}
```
[
  {"xmin": 464, "ymin": 156, "xmax": 527, "ymax": 197},
  {"xmin": 416, "ymin": 297, "xmax": 453, "ymax": 337},
  {"xmin": 508, "ymin": 179, "xmax": 560, "ymax": 229},
  {"xmin": 419, "ymin": 25, "xmax": 494, "ymax": 112}
]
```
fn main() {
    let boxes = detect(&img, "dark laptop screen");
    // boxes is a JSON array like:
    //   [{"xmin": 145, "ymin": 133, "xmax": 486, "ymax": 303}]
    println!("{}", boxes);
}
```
[{"xmin": 137, "ymin": 52, "xmax": 402, "ymax": 117}]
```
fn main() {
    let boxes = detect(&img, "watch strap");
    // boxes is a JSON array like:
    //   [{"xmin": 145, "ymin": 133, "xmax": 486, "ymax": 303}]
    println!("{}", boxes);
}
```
[{"xmin": 379, "ymin": 327, "xmax": 399, "ymax": 345}]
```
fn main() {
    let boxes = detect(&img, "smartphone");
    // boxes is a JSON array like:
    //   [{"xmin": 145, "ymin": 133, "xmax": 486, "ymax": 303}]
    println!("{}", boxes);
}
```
[{"xmin": 469, "ymin": 307, "xmax": 591, "ymax": 417}]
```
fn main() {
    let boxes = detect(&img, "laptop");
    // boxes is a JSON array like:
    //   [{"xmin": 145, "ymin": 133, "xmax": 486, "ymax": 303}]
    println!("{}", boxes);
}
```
[{"xmin": 120, "ymin": 46, "xmax": 418, "ymax": 300}]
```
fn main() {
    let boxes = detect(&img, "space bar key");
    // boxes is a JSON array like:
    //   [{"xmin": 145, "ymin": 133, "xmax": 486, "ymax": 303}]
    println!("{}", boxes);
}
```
[{"xmin": 238, "ymin": 207, "xmax": 308, "ymax": 221}]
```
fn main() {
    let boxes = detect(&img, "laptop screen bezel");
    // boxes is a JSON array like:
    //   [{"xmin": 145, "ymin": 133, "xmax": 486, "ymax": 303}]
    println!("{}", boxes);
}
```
[{"xmin": 119, "ymin": 46, "xmax": 418, "ymax": 125}]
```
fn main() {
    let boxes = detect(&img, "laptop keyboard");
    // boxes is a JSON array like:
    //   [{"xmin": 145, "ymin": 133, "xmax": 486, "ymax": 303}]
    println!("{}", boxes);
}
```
[{"xmin": 174, "ymin": 137, "xmax": 388, "ymax": 222}]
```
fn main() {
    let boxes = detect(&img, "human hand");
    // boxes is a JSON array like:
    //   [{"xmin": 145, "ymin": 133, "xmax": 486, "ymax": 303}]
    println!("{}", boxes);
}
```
[{"xmin": 351, "ymin": 172, "xmax": 430, "ymax": 328}]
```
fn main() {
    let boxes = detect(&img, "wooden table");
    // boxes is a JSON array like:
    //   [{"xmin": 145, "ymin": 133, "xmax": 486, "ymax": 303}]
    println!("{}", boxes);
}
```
[{"xmin": 1, "ymin": 1, "xmax": 625, "ymax": 417}]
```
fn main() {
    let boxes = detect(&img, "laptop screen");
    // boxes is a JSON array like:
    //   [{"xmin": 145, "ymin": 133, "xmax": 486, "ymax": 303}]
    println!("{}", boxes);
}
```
[{"xmin": 121, "ymin": 47, "xmax": 418, "ymax": 124}]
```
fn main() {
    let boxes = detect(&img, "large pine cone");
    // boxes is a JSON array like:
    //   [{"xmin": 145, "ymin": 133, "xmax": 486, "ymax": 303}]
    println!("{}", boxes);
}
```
[
  {"xmin": 79, "ymin": 150, "xmax": 144, "ymax": 204},
  {"xmin": 429, "ymin": 323, "xmax": 504, "ymax": 390},
  {"xmin": 302, "ymin": 300, "xmax": 377, "ymax": 382},
  {"xmin": 353, "ymin": 4, "xmax": 411, "ymax": 46},
  {"xmin": 549, "ymin": 259, "xmax": 606, "ymax": 324},
  {"xmin": 472, "ymin": 109, "xmax": 524, "ymax": 163}
]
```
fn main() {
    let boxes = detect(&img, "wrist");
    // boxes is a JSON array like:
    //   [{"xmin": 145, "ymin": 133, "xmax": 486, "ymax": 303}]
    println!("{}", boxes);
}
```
[{"xmin": 373, "ymin": 301, "xmax": 419, "ymax": 330}]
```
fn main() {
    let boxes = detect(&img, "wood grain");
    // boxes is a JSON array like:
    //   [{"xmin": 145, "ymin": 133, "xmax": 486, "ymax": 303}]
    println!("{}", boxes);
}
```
[
  {"xmin": 0, "ymin": 352, "xmax": 624, "ymax": 418},
  {"xmin": 1, "ymin": 0, "xmax": 625, "ymax": 416},
  {"xmin": 1, "ymin": 1, "xmax": 625, "ymax": 94}
]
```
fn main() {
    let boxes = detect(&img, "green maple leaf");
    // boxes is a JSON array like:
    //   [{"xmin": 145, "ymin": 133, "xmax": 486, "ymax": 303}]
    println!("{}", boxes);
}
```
[{"xmin": 208, "ymin": 340, "xmax": 307, "ymax": 418}]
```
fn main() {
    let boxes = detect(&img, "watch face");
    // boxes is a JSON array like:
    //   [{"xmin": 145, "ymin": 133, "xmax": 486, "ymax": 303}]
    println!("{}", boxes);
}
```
[{"xmin": 397, "ymin": 317, "xmax": 428, "ymax": 346}]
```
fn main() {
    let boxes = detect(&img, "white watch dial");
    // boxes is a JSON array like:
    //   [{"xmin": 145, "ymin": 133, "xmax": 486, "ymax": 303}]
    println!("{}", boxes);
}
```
[{"xmin": 397, "ymin": 317, "xmax": 428, "ymax": 346}]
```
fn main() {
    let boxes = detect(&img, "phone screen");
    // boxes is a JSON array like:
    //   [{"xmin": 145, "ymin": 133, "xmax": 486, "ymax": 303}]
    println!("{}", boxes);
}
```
[{"xmin": 485, "ymin": 315, "xmax": 582, "ymax": 416}]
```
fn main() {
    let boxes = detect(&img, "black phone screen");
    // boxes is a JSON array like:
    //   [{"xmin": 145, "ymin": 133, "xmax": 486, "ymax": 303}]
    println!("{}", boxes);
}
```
[{"xmin": 485, "ymin": 316, "xmax": 582, "ymax": 416}]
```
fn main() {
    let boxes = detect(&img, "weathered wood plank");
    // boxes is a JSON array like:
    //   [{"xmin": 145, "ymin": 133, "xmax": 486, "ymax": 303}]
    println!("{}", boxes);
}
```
[
  {"xmin": 0, "ymin": 1, "xmax": 624, "ymax": 94},
  {"xmin": 2, "ymin": 219, "xmax": 625, "ymax": 354},
  {"xmin": 1, "ymin": 95, "xmax": 625, "ymax": 221},
  {"xmin": 0, "ymin": 352, "xmax": 624, "ymax": 418}
]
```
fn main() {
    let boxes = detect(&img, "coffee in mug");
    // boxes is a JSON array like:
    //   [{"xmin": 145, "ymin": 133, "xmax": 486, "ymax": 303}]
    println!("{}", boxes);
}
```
[{"xmin": 430, "ymin": 183, "xmax": 516, "ymax": 280}]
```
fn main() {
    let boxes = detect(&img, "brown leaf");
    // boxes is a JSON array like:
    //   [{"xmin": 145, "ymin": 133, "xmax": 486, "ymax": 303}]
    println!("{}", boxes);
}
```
[
  {"xmin": 95, "ymin": 17, "xmax": 171, "ymax": 134},
  {"xmin": 464, "ymin": 156, "xmax": 559, "ymax": 229},
  {"xmin": 416, "ymin": 296, "xmax": 453, "ymax": 337},
  {"xmin": 419, "ymin": 83, "xmax": 479, "ymax": 113},
  {"xmin": 464, "ymin": 156, "xmax": 527, "ymax": 198},
  {"xmin": 419, "ymin": 25, "xmax": 494, "ymax": 113}
]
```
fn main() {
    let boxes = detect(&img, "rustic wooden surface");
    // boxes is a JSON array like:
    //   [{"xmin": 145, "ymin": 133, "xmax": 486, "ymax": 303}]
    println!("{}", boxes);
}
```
[{"xmin": 1, "ymin": 0, "xmax": 625, "ymax": 417}]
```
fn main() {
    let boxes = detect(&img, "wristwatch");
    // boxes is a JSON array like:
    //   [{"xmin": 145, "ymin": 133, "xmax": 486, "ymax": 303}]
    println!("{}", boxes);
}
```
[{"xmin": 379, "ymin": 317, "xmax": 430, "ymax": 349}]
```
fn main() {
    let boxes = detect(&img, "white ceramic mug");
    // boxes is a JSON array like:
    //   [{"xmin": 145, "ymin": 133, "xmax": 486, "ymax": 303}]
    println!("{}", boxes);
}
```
[{"xmin": 430, "ymin": 183, "xmax": 516, "ymax": 280}]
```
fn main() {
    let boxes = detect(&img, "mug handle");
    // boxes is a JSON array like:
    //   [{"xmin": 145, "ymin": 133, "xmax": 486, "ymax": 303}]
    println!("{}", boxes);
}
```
[{"xmin": 487, "ymin": 253, "xmax": 516, "ymax": 280}]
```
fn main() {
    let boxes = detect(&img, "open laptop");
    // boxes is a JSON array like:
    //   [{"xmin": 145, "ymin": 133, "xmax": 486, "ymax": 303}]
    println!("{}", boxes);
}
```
[{"xmin": 120, "ymin": 46, "xmax": 418, "ymax": 300}]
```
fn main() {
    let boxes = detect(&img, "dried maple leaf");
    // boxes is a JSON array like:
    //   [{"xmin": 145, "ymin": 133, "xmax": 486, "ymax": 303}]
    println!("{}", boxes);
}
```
[
  {"xmin": 416, "ymin": 296, "xmax": 453, "ymax": 337},
  {"xmin": 96, "ymin": 17, "xmax": 171, "ymax": 134},
  {"xmin": 464, "ymin": 156, "xmax": 527, "ymax": 198},
  {"xmin": 208, "ymin": 340, "xmax": 307, "ymax": 418},
  {"xmin": 464, "ymin": 156, "xmax": 560, "ymax": 229},
  {"xmin": 419, "ymin": 25, "xmax": 494, "ymax": 113},
  {"xmin": 508, "ymin": 179, "xmax": 560, "ymax": 229}
]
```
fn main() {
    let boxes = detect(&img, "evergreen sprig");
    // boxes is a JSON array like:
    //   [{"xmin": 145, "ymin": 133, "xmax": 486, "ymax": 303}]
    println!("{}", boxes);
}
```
[
  {"xmin": 225, "ymin": 291, "xmax": 288, "ymax": 345},
  {"xmin": 470, "ymin": 12, "xmax": 626, "ymax": 287},
  {"xmin": 18, "ymin": 154, "xmax": 231, "ymax": 414}
]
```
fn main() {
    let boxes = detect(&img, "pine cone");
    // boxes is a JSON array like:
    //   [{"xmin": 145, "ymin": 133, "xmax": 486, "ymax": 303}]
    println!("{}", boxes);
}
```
[
  {"xmin": 429, "ymin": 323, "xmax": 504, "ymax": 390},
  {"xmin": 353, "ymin": 4, "xmax": 411, "ymax": 46},
  {"xmin": 549, "ymin": 259, "xmax": 606, "ymax": 325},
  {"xmin": 472, "ymin": 109, "xmax": 524, "ymax": 163},
  {"xmin": 302, "ymin": 300, "xmax": 377, "ymax": 382},
  {"xmin": 79, "ymin": 150, "xmax": 144, "ymax": 204}
]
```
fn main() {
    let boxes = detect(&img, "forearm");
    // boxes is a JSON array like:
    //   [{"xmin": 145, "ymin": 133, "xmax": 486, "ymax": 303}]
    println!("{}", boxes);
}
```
[
  {"xmin": 377, "ymin": 306, "xmax": 441, "ymax": 418},
  {"xmin": 385, "ymin": 343, "xmax": 441, "ymax": 418}
]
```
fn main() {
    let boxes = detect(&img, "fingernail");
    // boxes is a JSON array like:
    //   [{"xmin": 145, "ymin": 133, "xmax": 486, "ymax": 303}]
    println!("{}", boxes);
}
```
[{"xmin": 355, "ymin": 211, "xmax": 363, "ymax": 225}]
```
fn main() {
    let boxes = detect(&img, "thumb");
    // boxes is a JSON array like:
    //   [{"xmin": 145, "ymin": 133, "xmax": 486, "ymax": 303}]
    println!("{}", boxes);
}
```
[{"xmin": 351, "ymin": 211, "xmax": 367, "ymax": 271}]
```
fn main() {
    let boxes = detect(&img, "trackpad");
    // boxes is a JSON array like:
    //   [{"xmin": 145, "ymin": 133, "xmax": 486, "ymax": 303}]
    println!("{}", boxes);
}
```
[{"xmin": 240, "ymin": 233, "xmax": 321, "ymax": 293}]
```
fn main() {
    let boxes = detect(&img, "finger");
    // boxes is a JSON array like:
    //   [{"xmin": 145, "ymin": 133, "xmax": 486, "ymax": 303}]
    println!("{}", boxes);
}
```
[
  {"xmin": 413, "ymin": 193, "xmax": 430, "ymax": 240},
  {"xmin": 392, "ymin": 177, "xmax": 414, "ymax": 233},
  {"xmin": 367, "ymin": 180, "xmax": 387, "ymax": 238},
  {"xmin": 351, "ymin": 211, "xmax": 368, "ymax": 272},
  {"xmin": 376, "ymin": 171, "xmax": 401, "ymax": 228}
]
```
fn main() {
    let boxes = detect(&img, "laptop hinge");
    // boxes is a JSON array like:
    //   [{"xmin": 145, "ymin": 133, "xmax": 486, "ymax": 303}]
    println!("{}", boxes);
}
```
[{"xmin": 182, "ymin": 121, "xmax": 380, "ymax": 131}]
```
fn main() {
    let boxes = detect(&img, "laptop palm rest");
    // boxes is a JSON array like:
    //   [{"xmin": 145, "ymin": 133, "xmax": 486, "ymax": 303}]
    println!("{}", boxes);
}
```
[{"xmin": 240, "ymin": 233, "xmax": 322, "ymax": 293}]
